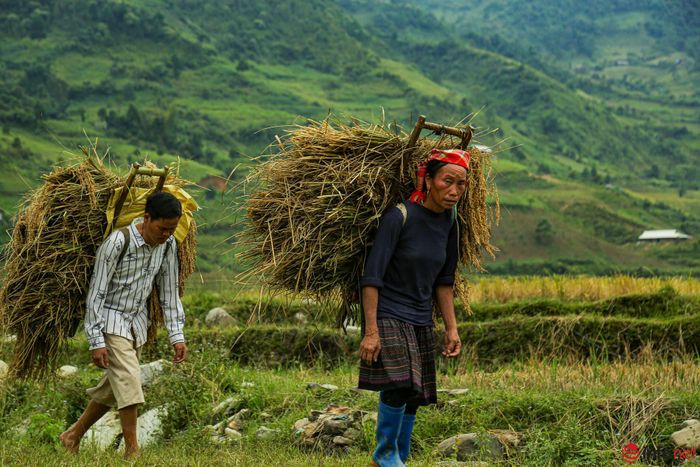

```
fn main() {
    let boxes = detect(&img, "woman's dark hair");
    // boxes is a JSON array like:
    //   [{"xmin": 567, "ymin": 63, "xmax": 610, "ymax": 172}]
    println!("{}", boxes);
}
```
[
  {"xmin": 145, "ymin": 192, "xmax": 182, "ymax": 220},
  {"xmin": 425, "ymin": 159, "xmax": 448, "ymax": 179}
]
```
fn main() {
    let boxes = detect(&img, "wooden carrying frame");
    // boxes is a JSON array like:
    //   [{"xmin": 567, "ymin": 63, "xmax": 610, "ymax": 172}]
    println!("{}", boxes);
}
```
[
  {"xmin": 108, "ymin": 163, "xmax": 169, "ymax": 236},
  {"xmin": 407, "ymin": 115, "xmax": 475, "ymax": 150}
]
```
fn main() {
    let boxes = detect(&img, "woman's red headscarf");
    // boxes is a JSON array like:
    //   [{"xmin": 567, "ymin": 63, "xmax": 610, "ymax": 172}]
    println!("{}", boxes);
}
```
[{"xmin": 408, "ymin": 149, "xmax": 471, "ymax": 204}]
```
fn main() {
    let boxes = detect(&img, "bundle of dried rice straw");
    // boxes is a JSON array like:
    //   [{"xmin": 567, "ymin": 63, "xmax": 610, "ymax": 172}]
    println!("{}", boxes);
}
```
[
  {"xmin": 239, "ymin": 117, "xmax": 499, "ymax": 320},
  {"xmin": 0, "ymin": 145, "xmax": 197, "ymax": 377}
]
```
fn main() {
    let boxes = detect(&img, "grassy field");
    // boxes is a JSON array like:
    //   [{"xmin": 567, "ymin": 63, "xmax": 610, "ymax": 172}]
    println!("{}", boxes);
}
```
[
  {"xmin": 1, "ymin": 338, "xmax": 698, "ymax": 465},
  {"xmin": 1, "ymin": 276, "xmax": 698, "ymax": 465}
]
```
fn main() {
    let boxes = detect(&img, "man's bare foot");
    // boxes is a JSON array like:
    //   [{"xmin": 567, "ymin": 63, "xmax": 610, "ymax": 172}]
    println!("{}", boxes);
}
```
[{"xmin": 59, "ymin": 429, "xmax": 80, "ymax": 454}]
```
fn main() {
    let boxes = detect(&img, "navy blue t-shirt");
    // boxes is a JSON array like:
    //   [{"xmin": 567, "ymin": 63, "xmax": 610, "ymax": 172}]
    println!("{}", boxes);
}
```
[{"xmin": 361, "ymin": 201, "xmax": 458, "ymax": 326}]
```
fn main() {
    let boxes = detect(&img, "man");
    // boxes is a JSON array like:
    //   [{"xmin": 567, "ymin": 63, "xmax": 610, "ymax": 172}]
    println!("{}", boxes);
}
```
[{"xmin": 60, "ymin": 191, "xmax": 188, "ymax": 458}]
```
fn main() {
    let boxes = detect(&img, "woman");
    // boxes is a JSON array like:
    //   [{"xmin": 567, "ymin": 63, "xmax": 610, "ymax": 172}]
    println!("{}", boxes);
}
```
[{"xmin": 359, "ymin": 148, "xmax": 468, "ymax": 466}]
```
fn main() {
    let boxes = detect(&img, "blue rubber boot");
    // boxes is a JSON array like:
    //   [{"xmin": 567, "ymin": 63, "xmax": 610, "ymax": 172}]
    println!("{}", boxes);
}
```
[
  {"xmin": 397, "ymin": 413, "xmax": 416, "ymax": 463},
  {"xmin": 372, "ymin": 399, "xmax": 406, "ymax": 467}
]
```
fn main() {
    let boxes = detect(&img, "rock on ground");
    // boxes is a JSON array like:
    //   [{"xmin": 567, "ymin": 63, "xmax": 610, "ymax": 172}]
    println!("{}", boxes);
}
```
[
  {"xmin": 83, "ymin": 411, "xmax": 122, "ymax": 449},
  {"xmin": 225, "ymin": 427, "xmax": 242, "ymax": 440},
  {"xmin": 205, "ymin": 307, "xmax": 236, "ymax": 328},
  {"xmin": 294, "ymin": 405, "xmax": 370, "ymax": 450},
  {"xmin": 140, "ymin": 360, "xmax": 165, "ymax": 386},
  {"xmin": 255, "ymin": 426, "xmax": 280, "ymax": 440},
  {"xmin": 211, "ymin": 396, "xmax": 240, "ymax": 421},
  {"xmin": 306, "ymin": 382, "xmax": 339, "ymax": 393},
  {"xmin": 0, "ymin": 360, "xmax": 8, "ymax": 379},
  {"xmin": 118, "ymin": 407, "xmax": 168, "ymax": 451},
  {"xmin": 672, "ymin": 419, "xmax": 700, "ymax": 450},
  {"xmin": 57, "ymin": 365, "xmax": 78, "ymax": 378},
  {"xmin": 438, "ymin": 388, "xmax": 469, "ymax": 396},
  {"xmin": 294, "ymin": 312, "xmax": 308, "ymax": 325},
  {"xmin": 437, "ymin": 433, "xmax": 505, "ymax": 462}
]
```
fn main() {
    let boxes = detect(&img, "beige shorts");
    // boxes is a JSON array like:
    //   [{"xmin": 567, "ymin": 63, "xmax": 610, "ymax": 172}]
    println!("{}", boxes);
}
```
[{"xmin": 86, "ymin": 334, "xmax": 144, "ymax": 410}]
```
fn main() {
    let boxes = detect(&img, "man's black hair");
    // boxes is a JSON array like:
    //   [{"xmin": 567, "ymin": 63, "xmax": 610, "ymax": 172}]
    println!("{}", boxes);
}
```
[{"xmin": 145, "ymin": 191, "xmax": 182, "ymax": 220}]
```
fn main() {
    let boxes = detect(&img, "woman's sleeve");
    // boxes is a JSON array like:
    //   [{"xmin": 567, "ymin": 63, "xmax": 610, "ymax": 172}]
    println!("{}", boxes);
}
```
[
  {"xmin": 360, "ymin": 207, "xmax": 403, "ymax": 288},
  {"xmin": 435, "ymin": 222, "xmax": 458, "ymax": 286}
]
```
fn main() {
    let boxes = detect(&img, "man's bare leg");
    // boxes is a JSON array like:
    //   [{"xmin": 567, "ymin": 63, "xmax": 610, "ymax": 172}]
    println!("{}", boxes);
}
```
[
  {"xmin": 59, "ymin": 400, "xmax": 111, "ymax": 453},
  {"xmin": 119, "ymin": 404, "xmax": 139, "ymax": 459}
]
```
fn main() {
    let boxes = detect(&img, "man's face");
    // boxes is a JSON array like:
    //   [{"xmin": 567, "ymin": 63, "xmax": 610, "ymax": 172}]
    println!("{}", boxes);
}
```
[{"xmin": 143, "ymin": 214, "xmax": 180, "ymax": 245}]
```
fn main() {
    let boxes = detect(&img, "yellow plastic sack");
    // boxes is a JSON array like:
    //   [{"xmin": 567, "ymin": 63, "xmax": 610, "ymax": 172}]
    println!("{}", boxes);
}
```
[{"xmin": 104, "ymin": 185, "xmax": 198, "ymax": 242}]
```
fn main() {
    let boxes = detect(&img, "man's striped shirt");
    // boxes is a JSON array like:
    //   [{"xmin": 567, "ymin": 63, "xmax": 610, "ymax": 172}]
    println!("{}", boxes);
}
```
[{"xmin": 84, "ymin": 217, "xmax": 185, "ymax": 350}]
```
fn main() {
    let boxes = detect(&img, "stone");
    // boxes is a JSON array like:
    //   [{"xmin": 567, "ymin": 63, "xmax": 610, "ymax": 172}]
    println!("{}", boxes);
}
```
[
  {"xmin": 332, "ymin": 436, "xmax": 353, "ymax": 446},
  {"xmin": 224, "ymin": 428, "xmax": 242, "ymax": 440},
  {"xmin": 0, "ymin": 360, "xmax": 9, "ymax": 379},
  {"xmin": 227, "ymin": 419, "xmax": 244, "ymax": 431},
  {"xmin": 125, "ymin": 407, "xmax": 168, "ymax": 449},
  {"xmin": 295, "ymin": 406, "xmax": 368, "ymax": 451},
  {"xmin": 260, "ymin": 412, "xmax": 272, "ymax": 419},
  {"xmin": 83, "ymin": 411, "xmax": 121, "ymax": 449},
  {"xmin": 309, "ymin": 410, "xmax": 325, "ymax": 422},
  {"xmin": 205, "ymin": 307, "xmax": 236, "ymax": 328},
  {"xmin": 489, "ymin": 429, "xmax": 521, "ymax": 449},
  {"xmin": 438, "ymin": 388, "xmax": 470, "ymax": 396},
  {"xmin": 294, "ymin": 418, "xmax": 311, "ymax": 432},
  {"xmin": 671, "ymin": 419, "xmax": 700, "ymax": 450},
  {"xmin": 344, "ymin": 325, "xmax": 361, "ymax": 333},
  {"xmin": 212, "ymin": 397, "xmax": 239, "ymax": 419},
  {"xmin": 437, "ymin": 433, "xmax": 505, "ymax": 462},
  {"xmin": 229, "ymin": 408, "xmax": 251, "ymax": 422},
  {"xmin": 294, "ymin": 312, "xmax": 308, "ymax": 325},
  {"xmin": 321, "ymin": 417, "xmax": 351, "ymax": 436},
  {"xmin": 241, "ymin": 381, "xmax": 255, "ymax": 388},
  {"xmin": 226, "ymin": 409, "xmax": 250, "ymax": 431},
  {"xmin": 210, "ymin": 421, "xmax": 225, "ymax": 435},
  {"xmin": 255, "ymin": 426, "xmax": 280, "ymax": 440},
  {"xmin": 57, "ymin": 365, "xmax": 79, "ymax": 378},
  {"xmin": 140, "ymin": 360, "xmax": 165, "ymax": 386},
  {"xmin": 306, "ymin": 382, "xmax": 339, "ymax": 393}
]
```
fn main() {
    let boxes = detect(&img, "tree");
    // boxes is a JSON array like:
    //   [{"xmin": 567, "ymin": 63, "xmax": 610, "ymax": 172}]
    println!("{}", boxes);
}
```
[
  {"xmin": 647, "ymin": 164, "xmax": 660, "ymax": 178},
  {"xmin": 535, "ymin": 219, "xmax": 554, "ymax": 245}
]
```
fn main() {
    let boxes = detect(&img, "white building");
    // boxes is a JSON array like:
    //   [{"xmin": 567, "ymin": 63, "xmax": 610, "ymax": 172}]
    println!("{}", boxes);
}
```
[{"xmin": 638, "ymin": 229, "xmax": 692, "ymax": 242}]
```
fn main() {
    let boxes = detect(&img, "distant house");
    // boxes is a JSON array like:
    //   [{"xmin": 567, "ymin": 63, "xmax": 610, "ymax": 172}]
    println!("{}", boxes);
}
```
[
  {"xmin": 198, "ymin": 175, "xmax": 228, "ymax": 192},
  {"xmin": 638, "ymin": 229, "xmax": 692, "ymax": 242}
]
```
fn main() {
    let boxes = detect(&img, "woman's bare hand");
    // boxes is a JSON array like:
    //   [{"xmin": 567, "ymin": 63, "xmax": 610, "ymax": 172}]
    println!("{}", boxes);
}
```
[
  {"xmin": 442, "ymin": 329, "xmax": 461, "ymax": 358},
  {"xmin": 360, "ymin": 332, "xmax": 381, "ymax": 364}
]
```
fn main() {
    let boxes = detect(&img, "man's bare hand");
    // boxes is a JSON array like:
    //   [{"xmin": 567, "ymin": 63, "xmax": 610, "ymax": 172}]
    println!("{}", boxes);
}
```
[
  {"xmin": 91, "ymin": 348, "xmax": 109, "ymax": 369},
  {"xmin": 173, "ymin": 342, "xmax": 187, "ymax": 364}
]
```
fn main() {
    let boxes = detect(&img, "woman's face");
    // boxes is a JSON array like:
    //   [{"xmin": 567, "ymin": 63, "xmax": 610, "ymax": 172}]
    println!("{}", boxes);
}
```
[{"xmin": 426, "ymin": 164, "xmax": 468, "ymax": 211}]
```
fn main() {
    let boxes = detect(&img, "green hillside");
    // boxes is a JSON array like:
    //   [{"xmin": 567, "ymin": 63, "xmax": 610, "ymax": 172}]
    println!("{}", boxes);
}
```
[{"xmin": 0, "ymin": 0, "xmax": 698, "ymax": 277}]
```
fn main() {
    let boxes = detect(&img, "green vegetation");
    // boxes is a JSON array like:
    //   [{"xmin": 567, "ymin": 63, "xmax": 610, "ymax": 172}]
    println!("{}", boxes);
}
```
[
  {"xmin": 0, "ymin": 0, "xmax": 698, "ymax": 275},
  {"xmin": 1, "ymin": 309, "xmax": 699, "ymax": 465}
]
